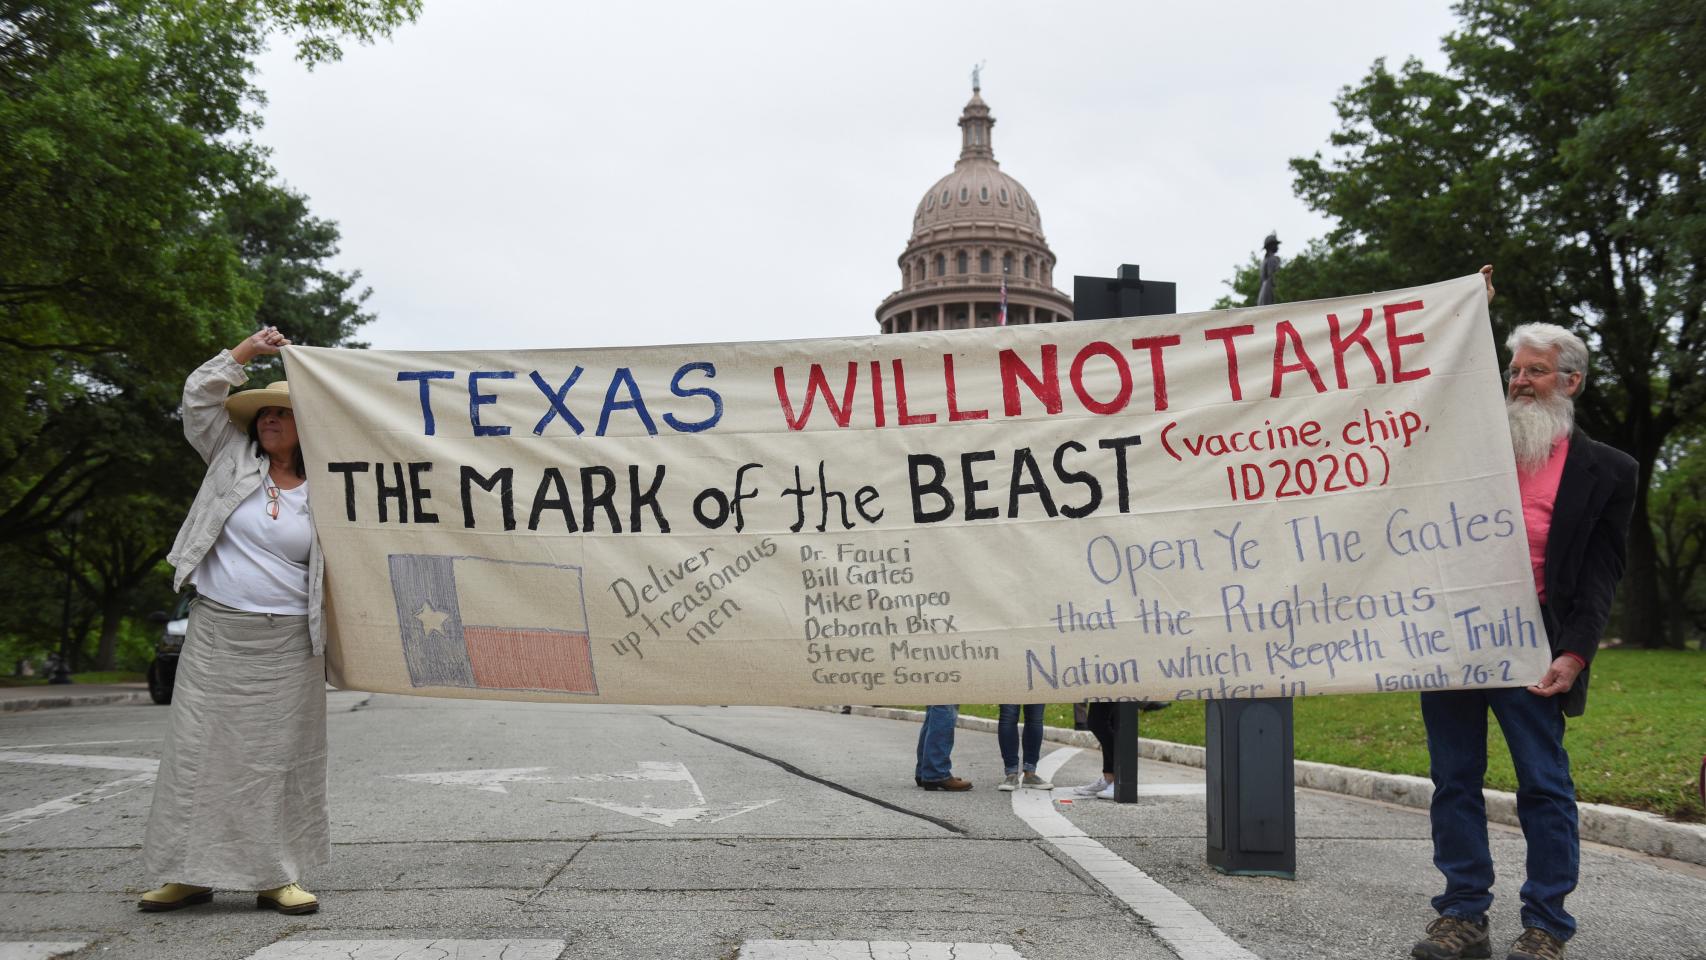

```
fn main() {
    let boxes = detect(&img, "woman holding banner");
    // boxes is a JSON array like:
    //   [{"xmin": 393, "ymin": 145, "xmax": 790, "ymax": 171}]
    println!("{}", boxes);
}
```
[{"xmin": 139, "ymin": 327, "xmax": 328, "ymax": 916}]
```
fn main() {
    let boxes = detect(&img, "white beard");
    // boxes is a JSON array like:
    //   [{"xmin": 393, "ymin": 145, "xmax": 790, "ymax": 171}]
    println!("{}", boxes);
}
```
[{"xmin": 1507, "ymin": 392, "xmax": 1574, "ymax": 473}]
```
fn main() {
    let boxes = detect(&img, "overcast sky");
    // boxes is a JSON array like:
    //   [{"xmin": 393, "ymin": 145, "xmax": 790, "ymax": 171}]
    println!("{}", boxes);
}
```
[{"xmin": 252, "ymin": 0, "xmax": 1461, "ymax": 352}]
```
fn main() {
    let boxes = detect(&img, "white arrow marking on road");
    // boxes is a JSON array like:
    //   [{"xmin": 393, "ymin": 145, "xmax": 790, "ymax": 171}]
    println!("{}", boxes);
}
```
[
  {"xmin": 0, "ymin": 750, "xmax": 162, "ymax": 835},
  {"xmin": 0, "ymin": 751, "xmax": 159, "ymax": 772},
  {"xmin": 392, "ymin": 760, "xmax": 780, "ymax": 827},
  {"xmin": 389, "ymin": 766, "xmax": 551, "ymax": 794},
  {"xmin": 0, "ymin": 942, "xmax": 89, "ymax": 960}
]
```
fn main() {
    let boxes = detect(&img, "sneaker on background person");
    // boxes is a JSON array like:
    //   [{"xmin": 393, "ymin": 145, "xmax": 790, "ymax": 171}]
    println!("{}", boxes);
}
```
[{"xmin": 1072, "ymin": 776, "xmax": 1112, "ymax": 797}]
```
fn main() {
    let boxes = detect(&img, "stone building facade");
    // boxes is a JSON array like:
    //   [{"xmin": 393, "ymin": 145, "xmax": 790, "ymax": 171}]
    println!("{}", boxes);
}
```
[{"xmin": 875, "ymin": 82, "xmax": 1074, "ymax": 333}]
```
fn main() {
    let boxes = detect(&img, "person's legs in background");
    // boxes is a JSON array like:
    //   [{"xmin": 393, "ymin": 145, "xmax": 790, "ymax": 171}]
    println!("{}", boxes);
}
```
[
  {"xmin": 996, "ymin": 704, "xmax": 1022, "ymax": 790},
  {"xmin": 915, "ymin": 704, "xmax": 969, "ymax": 790},
  {"xmin": 1074, "ymin": 702, "xmax": 1118, "ymax": 796},
  {"xmin": 1019, "ymin": 703, "xmax": 1052, "ymax": 789}
]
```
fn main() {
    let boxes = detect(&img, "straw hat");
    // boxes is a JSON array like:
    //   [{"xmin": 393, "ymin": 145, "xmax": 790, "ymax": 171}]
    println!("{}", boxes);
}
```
[{"xmin": 225, "ymin": 381, "xmax": 292, "ymax": 430}]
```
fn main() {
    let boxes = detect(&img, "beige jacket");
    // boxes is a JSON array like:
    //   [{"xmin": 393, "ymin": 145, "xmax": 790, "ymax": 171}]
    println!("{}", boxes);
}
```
[{"xmin": 165, "ymin": 350, "xmax": 326, "ymax": 654}]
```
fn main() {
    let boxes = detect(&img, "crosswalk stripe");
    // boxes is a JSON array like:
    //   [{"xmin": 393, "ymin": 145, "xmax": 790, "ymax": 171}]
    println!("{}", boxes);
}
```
[
  {"xmin": 244, "ymin": 939, "xmax": 565, "ymax": 959},
  {"xmin": 737, "ymin": 942, "xmax": 1024, "ymax": 959}
]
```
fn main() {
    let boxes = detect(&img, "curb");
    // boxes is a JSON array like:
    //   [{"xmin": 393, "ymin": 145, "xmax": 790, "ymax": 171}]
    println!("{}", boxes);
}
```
[
  {"xmin": 819, "ymin": 705, "xmax": 1706, "ymax": 867},
  {"xmin": 0, "ymin": 691, "xmax": 154, "ymax": 713}
]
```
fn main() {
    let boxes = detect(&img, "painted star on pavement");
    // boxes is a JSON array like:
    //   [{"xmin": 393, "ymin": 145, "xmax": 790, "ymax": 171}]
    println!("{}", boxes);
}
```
[{"xmin": 415, "ymin": 601, "xmax": 451, "ymax": 637}]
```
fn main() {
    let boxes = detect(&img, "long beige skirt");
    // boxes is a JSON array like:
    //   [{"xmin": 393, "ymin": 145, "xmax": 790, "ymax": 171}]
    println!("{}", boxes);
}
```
[{"xmin": 142, "ymin": 596, "xmax": 329, "ymax": 888}]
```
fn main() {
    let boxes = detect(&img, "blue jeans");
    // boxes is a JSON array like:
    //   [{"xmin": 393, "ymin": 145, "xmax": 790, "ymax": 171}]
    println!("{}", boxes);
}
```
[
  {"xmin": 998, "ymin": 704, "xmax": 1045, "ymax": 774},
  {"xmin": 914, "ymin": 704, "xmax": 960, "ymax": 782},
  {"xmin": 1421, "ymin": 687, "xmax": 1578, "ymax": 941}
]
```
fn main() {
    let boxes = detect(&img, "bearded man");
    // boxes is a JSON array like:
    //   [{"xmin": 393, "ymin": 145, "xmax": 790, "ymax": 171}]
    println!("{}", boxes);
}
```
[{"xmin": 1411, "ymin": 267, "xmax": 1638, "ymax": 960}]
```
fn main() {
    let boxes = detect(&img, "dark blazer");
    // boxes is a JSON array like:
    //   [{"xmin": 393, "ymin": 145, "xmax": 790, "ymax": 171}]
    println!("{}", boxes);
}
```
[{"xmin": 1539, "ymin": 429, "xmax": 1638, "ymax": 716}]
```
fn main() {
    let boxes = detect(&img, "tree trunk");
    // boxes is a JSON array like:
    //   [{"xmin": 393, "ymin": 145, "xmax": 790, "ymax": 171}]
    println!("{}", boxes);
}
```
[
  {"xmin": 1623, "ymin": 495, "xmax": 1671, "ymax": 648},
  {"xmin": 94, "ymin": 599, "xmax": 122, "ymax": 671}
]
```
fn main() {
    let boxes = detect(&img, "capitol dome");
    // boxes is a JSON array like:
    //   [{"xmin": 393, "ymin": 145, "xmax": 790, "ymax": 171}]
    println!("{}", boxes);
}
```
[{"xmin": 876, "ymin": 82, "xmax": 1073, "ymax": 333}]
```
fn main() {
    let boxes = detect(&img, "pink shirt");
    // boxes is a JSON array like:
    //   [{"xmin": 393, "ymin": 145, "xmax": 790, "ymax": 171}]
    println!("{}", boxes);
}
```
[{"xmin": 1518, "ymin": 436, "xmax": 1570, "ymax": 602}]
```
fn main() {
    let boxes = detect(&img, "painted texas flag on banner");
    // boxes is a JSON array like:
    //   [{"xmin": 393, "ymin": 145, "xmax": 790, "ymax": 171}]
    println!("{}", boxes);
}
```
[{"xmin": 387, "ymin": 555, "xmax": 598, "ymax": 695}]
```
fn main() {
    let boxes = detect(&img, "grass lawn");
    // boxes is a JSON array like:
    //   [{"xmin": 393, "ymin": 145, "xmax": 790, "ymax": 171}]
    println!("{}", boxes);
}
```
[
  {"xmin": 0, "ymin": 671, "xmax": 145, "ymax": 687},
  {"xmin": 948, "ymin": 649, "xmax": 1705, "ymax": 822}
]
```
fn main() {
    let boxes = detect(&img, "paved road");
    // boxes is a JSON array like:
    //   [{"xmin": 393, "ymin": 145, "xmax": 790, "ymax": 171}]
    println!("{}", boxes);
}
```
[{"xmin": 1, "ymin": 695, "xmax": 1703, "ymax": 960}]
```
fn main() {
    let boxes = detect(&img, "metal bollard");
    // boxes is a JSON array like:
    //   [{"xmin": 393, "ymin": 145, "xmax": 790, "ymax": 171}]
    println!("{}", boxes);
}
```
[
  {"xmin": 1113, "ymin": 702, "xmax": 1140, "ymax": 803},
  {"xmin": 1204, "ymin": 698, "xmax": 1296, "ymax": 878}
]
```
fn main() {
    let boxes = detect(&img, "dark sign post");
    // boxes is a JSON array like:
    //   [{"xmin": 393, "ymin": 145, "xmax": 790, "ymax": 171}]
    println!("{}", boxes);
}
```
[
  {"xmin": 1070, "ymin": 264, "xmax": 1176, "ymax": 804},
  {"xmin": 1071, "ymin": 264, "xmax": 1175, "ymax": 321},
  {"xmin": 1072, "ymin": 264, "xmax": 1297, "ymax": 877}
]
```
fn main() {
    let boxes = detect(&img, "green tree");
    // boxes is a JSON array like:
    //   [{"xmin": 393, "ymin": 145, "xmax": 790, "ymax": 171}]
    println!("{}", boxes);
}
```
[
  {"xmin": 0, "ymin": 0, "xmax": 410, "ymax": 665},
  {"xmin": 1650, "ymin": 431, "xmax": 1706, "ymax": 647},
  {"xmin": 224, "ymin": 180, "xmax": 375, "ymax": 387},
  {"xmin": 1226, "ymin": 0, "xmax": 1706, "ymax": 647},
  {"xmin": 0, "ymin": 0, "xmax": 414, "ymax": 535}
]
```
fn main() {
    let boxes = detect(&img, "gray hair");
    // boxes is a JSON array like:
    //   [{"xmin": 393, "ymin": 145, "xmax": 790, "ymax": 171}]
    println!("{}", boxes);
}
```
[{"xmin": 1507, "ymin": 323, "xmax": 1589, "ymax": 386}]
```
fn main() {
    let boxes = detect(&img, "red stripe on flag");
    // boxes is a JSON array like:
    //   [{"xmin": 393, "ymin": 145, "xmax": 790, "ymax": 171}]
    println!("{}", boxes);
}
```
[{"xmin": 463, "ymin": 626, "xmax": 597, "ymax": 693}]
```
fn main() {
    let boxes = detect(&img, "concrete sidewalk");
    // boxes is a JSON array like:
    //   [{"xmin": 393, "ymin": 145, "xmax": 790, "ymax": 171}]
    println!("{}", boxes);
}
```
[
  {"xmin": 0, "ymin": 683, "xmax": 153, "ymax": 713},
  {"xmin": 828, "ymin": 705, "xmax": 1706, "ymax": 867}
]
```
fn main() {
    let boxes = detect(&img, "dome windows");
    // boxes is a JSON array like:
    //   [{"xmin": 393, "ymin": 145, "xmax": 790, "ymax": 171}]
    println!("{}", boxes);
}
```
[
  {"xmin": 926, "ymin": 194, "xmax": 935, "ymax": 211},
  {"xmin": 941, "ymin": 189, "xmax": 951, "ymax": 206},
  {"xmin": 979, "ymin": 185, "xmax": 989, "ymax": 202},
  {"xmin": 1017, "ymin": 193, "xmax": 1026, "ymax": 211},
  {"xmin": 1023, "ymin": 255, "xmax": 1034, "ymax": 279},
  {"xmin": 1000, "ymin": 188, "xmax": 1010, "ymax": 204},
  {"xmin": 1002, "ymin": 252, "xmax": 1014, "ymax": 275},
  {"xmin": 959, "ymin": 186, "xmax": 969, "ymax": 203},
  {"xmin": 935, "ymin": 253, "xmax": 946, "ymax": 277},
  {"xmin": 979, "ymin": 250, "xmax": 992, "ymax": 273},
  {"xmin": 956, "ymin": 251, "xmax": 968, "ymax": 274}
]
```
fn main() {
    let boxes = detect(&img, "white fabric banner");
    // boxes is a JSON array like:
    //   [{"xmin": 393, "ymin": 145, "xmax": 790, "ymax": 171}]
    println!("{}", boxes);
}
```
[{"xmin": 284, "ymin": 273, "xmax": 1550, "ymax": 705}]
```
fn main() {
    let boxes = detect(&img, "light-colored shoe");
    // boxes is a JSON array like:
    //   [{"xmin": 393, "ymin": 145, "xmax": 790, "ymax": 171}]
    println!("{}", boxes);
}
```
[
  {"xmin": 1072, "ymin": 777, "xmax": 1111, "ymax": 796},
  {"xmin": 138, "ymin": 882, "xmax": 212, "ymax": 912},
  {"xmin": 1022, "ymin": 772, "xmax": 1054, "ymax": 790},
  {"xmin": 997, "ymin": 772, "xmax": 1021, "ymax": 791},
  {"xmin": 1094, "ymin": 781, "xmax": 1116, "ymax": 799},
  {"xmin": 256, "ymin": 882, "xmax": 319, "ymax": 915}
]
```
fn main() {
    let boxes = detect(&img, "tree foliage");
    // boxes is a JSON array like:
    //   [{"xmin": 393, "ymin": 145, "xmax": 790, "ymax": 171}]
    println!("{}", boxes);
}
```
[
  {"xmin": 0, "ymin": 0, "xmax": 409, "ymax": 669},
  {"xmin": 1224, "ymin": 0, "xmax": 1706, "ymax": 647}
]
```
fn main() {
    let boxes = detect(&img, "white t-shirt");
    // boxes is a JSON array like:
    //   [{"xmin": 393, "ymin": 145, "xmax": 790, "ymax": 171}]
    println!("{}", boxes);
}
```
[{"xmin": 192, "ymin": 477, "xmax": 313, "ymax": 615}]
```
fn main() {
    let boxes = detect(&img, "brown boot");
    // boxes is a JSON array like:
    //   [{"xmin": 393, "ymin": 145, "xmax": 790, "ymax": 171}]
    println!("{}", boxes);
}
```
[
  {"xmin": 1411, "ymin": 915, "xmax": 1491, "ymax": 959},
  {"xmin": 1505, "ymin": 928, "xmax": 1565, "ymax": 960},
  {"xmin": 918, "ymin": 776, "xmax": 973, "ymax": 792}
]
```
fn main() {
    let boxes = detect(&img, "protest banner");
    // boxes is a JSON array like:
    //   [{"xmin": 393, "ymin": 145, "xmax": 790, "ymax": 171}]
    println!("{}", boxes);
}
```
[{"xmin": 283, "ymin": 272, "xmax": 1550, "ymax": 705}]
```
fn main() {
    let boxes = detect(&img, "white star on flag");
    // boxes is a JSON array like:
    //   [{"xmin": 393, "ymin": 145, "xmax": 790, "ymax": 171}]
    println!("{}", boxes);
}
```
[{"xmin": 415, "ymin": 601, "xmax": 450, "ymax": 637}]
